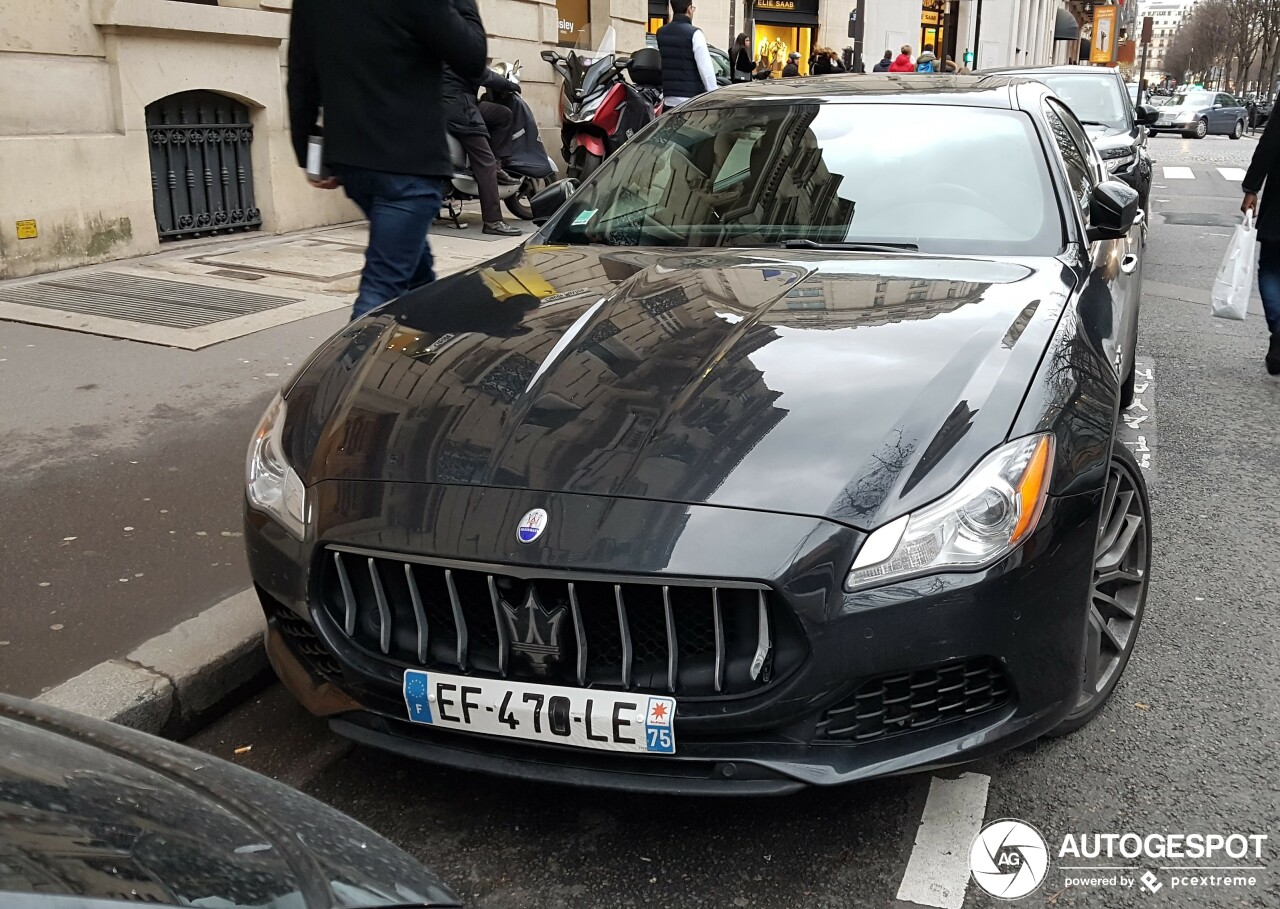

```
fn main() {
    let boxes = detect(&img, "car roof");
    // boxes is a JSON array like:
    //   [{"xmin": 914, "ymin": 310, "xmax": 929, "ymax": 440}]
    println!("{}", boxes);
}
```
[
  {"xmin": 985, "ymin": 65, "xmax": 1122, "ymax": 78},
  {"xmin": 684, "ymin": 73, "xmax": 1050, "ymax": 111}
]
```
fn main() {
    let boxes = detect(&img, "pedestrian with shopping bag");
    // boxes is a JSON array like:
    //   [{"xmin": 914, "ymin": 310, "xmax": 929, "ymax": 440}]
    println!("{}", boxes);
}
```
[
  {"xmin": 1212, "ymin": 212, "xmax": 1256, "ymax": 322},
  {"xmin": 1240, "ymin": 107, "xmax": 1280, "ymax": 374}
]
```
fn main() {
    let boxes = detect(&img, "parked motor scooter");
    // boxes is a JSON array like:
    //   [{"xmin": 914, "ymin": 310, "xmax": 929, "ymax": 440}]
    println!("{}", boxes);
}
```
[
  {"xmin": 541, "ymin": 27, "xmax": 660, "ymax": 180},
  {"xmin": 441, "ymin": 60, "xmax": 558, "ymax": 226}
]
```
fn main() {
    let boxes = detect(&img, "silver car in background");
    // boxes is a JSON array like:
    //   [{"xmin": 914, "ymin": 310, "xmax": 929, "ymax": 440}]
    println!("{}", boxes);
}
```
[{"xmin": 1150, "ymin": 90, "xmax": 1247, "ymax": 139}]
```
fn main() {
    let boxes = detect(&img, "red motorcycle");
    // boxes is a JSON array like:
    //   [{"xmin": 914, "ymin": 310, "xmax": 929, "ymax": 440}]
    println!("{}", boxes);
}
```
[{"xmin": 541, "ymin": 40, "xmax": 662, "ymax": 180}]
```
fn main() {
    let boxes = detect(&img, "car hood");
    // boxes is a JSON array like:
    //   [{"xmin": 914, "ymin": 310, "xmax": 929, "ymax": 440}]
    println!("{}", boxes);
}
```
[
  {"xmin": 1085, "ymin": 125, "xmax": 1133, "ymax": 149},
  {"xmin": 287, "ymin": 245, "xmax": 1073, "ymax": 530},
  {"xmin": 0, "ymin": 696, "xmax": 459, "ymax": 909}
]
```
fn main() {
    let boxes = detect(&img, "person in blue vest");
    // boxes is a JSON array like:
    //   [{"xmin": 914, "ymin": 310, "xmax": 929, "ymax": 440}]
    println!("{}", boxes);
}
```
[{"xmin": 656, "ymin": 0, "xmax": 718, "ymax": 109}]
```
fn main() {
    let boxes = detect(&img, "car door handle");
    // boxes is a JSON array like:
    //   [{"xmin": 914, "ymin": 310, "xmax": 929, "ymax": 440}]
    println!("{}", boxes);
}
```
[{"xmin": 1121, "ymin": 254, "xmax": 1139, "ymax": 274}]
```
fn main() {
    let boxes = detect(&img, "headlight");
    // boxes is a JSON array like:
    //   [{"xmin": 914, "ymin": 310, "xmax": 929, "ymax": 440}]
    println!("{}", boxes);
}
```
[
  {"xmin": 246, "ymin": 393, "xmax": 307, "ymax": 538},
  {"xmin": 1099, "ymin": 147, "xmax": 1135, "ymax": 173},
  {"xmin": 846, "ymin": 434, "xmax": 1055, "ymax": 592},
  {"xmin": 1105, "ymin": 153, "xmax": 1135, "ymax": 173}
]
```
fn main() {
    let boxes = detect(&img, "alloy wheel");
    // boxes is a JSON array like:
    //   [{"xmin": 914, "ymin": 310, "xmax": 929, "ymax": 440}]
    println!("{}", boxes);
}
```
[
  {"xmin": 1068, "ymin": 457, "xmax": 1150, "ymax": 720},
  {"xmin": 1232, "ymin": 120, "xmax": 1244, "ymax": 139},
  {"xmin": 1195, "ymin": 118, "xmax": 1208, "ymax": 139}
]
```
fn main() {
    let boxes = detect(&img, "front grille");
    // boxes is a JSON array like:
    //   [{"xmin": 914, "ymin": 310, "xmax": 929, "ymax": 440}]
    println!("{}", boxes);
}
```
[
  {"xmin": 816, "ymin": 657, "xmax": 1011, "ymax": 743},
  {"xmin": 319, "ymin": 547, "xmax": 800, "ymax": 698},
  {"xmin": 263, "ymin": 596, "xmax": 342, "ymax": 682}
]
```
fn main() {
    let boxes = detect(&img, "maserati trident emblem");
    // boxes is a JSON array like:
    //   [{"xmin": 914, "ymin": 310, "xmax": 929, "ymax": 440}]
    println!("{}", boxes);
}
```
[
  {"xmin": 501, "ymin": 586, "xmax": 568, "ymax": 674},
  {"xmin": 516, "ymin": 508, "xmax": 548, "ymax": 544}
]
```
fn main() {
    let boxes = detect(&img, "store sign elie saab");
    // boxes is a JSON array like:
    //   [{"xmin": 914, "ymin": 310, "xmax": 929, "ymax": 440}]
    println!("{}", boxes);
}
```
[{"xmin": 754, "ymin": 0, "xmax": 820, "ymax": 12}]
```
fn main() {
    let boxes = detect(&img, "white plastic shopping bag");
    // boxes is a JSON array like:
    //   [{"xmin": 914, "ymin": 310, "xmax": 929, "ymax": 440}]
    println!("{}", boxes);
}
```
[{"xmin": 1211, "ymin": 211, "xmax": 1256, "ymax": 321}]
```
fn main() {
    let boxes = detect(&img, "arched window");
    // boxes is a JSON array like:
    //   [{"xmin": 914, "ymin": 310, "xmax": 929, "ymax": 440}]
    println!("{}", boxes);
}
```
[{"xmin": 145, "ymin": 90, "xmax": 261, "ymax": 240}]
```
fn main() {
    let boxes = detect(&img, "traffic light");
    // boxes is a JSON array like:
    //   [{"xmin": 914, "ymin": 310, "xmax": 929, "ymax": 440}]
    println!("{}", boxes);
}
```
[{"xmin": 964, "ymin": 50, "xmax": 975, "ymax": 66}]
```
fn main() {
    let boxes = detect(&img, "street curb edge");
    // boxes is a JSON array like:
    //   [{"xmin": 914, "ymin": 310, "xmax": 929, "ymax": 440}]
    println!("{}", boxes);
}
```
[{"xmin": 35, "ymin": 589, "xmax": 268, "ymax": 737}]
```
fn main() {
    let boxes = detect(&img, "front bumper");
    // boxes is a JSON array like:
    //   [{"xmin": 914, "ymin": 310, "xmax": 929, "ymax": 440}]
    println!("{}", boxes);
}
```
[{"xmin": 248, "ymin": 482, "xmax": 1102, "ymax": 793}]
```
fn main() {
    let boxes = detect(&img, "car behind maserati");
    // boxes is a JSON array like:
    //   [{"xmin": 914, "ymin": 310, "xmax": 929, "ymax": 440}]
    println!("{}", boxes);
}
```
[
  {"xmin": 986, "ymin": 65, "xmax": 1158, "ymax": 210},
  {"xmin": 245, "ymin": 75, "xmax": 1152, "ymax": 794}
]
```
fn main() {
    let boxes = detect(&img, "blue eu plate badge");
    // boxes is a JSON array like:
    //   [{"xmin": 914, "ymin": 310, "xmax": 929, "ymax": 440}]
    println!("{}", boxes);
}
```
[{"xmin": 403, "ymin": 670, "xmax": 433, "ymax": 724}]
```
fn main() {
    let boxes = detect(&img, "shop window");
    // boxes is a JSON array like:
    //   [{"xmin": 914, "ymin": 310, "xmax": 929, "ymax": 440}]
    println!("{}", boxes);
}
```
[
  {"xmin": 556, "ymin": 0, "xmax": 590, "ymax": 46},
  {"xmin": 754, "ymin": 24, "xmax": 814, "ymax": 77}
]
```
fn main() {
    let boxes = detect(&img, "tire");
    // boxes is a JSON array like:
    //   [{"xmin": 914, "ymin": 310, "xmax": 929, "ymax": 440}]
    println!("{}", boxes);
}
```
[
  {"xmin": 504, "ymin": 176, "xmax": 550, "ymax": 221},
  {"xmin": 575, "ymin": 150, "xmax": 603, "ymax": 181},
  {"xmin": 1231, "ymin": 119, "xmax": 1244, "ymax": 139},
  {"xmin": 1119, "ymin": 361, "xmax": 1136, "ymax": 409},
  {"xmin": 1045, "ymin": 440, "xmax": 1151, "ymax": 737},
  {"xmin": 1194, "ymin": 117, "xmax": 1208, "ymax": 139}
]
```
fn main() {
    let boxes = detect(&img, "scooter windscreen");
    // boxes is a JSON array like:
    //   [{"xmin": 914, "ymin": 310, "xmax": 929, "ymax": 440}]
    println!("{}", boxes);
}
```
[{"xmin": 578, "ymin": 55, "xmax": 618, "ymax": 101}]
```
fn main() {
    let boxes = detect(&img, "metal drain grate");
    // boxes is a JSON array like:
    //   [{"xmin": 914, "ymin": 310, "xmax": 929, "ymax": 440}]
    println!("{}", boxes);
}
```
[{"xmin": 0, "ymin": 272, "xmax": 301, "ymax": 328}]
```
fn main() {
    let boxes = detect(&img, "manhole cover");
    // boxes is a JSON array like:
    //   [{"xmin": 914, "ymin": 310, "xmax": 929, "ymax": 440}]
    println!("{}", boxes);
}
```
[
  {"xmin": 1159, "ymin": 212, "xmax": 1240, "ymax": 228},
  {"xmin": 0, "ymin": 271, "xmax": 301, "ymax": 328},
  {"xmin": 207, "ymin": 268, "xmax": 267, "ymax": 281}
]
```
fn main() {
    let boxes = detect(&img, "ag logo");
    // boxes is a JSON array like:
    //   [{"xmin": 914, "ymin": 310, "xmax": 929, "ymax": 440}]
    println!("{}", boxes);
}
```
[{"xmin": 970, "ymin": 819, "xmax": 1049, "ymax": 900}]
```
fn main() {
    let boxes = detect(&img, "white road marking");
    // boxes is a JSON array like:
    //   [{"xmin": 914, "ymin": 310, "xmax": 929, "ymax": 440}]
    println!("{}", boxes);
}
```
[
  {"xmin": 1162, "ymin": 166, "xmax": 1195, "ymax": 180},
  {"xmin": 1217, "ymin": 167, "xmax": 1246, "ymax": 181},
  {"xmin": 1119, "ymin": 356, "xmax": 1157, "ymax": 480},
  {"xmin": 896, "ymin": 773, "xmax": 991, "ymax": 909}
]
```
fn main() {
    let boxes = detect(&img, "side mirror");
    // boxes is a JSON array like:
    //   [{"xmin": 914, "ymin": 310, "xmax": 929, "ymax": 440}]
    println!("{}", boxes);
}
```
[
  {"xmin": 1136, "ymin": 104, "xmax": 1160, "ymax": 125},
  {"xmin": 531, "ymin": 179, "xmax": 578, "ymax": 225},
  {"xmin": 540, "ymin": 50, "xmax": 556, "ymax": 63},
  {"xmin": 1086, "ymin": 181, "xmax": 1139, "ymax": 242}
]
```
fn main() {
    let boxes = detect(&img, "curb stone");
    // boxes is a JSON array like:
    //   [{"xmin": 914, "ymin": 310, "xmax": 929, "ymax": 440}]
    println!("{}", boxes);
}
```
[{"xmin": 35, "ymin": 589, "xmax": 267, "ymax": 737}]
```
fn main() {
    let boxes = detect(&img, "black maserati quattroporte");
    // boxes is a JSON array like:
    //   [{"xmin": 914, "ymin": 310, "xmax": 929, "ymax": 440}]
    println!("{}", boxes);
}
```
[{"xmin": 245, "ymin": 75, "xmax": 1152, "ymax": 794}]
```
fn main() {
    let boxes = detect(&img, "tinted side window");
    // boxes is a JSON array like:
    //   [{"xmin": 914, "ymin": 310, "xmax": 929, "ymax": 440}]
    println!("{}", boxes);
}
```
[
  {"xmin": 1044, "ymin": 103, "xmax": 1093, "ymax": 213},
  {"xmin": 1217, "ymin": 93, "xmax": 1237, "ymax": 107}
]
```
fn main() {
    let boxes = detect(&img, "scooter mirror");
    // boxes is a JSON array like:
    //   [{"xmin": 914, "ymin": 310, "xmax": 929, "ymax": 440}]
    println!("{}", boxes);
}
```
[{"xmin": 530, "ymin": 179, "xmax": 578, "ymax": 225}]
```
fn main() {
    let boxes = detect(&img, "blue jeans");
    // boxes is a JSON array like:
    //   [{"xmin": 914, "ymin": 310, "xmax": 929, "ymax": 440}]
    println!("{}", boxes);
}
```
[
  {"xmin": 330, "ymin": 165, "xmax": 445, "ymax": 320},
  {"xmin": 1258, "ymin": 240, "xmax": 1280, "ymax": 334}
]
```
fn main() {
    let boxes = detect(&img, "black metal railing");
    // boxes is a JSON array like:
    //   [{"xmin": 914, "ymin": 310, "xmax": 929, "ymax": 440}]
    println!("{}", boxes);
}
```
[
  {"xmin": 320, "ymin": 547, "xmax": 800, "ymax": 698},
  {"xmin": 145, "ymin": 91, "xmax": 261, "ymax": 241}
]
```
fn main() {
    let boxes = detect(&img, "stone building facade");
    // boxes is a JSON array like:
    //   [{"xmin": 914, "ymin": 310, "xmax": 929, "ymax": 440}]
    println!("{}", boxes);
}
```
[{"xmin": 0, "ymin": 0, "xmax": 1069, "ymax": 280}]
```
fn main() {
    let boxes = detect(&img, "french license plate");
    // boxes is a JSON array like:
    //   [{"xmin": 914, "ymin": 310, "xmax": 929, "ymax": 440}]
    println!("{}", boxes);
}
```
[{"xmin": 402, "ymin": 669, "xmax": 676, "ymax": 754}]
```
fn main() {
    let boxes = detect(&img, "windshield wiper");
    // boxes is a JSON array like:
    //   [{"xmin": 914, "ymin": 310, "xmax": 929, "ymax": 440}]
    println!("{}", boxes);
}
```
[{"xmin": 779, "ymin": 239, "xmax": 919, "ymax": 252}]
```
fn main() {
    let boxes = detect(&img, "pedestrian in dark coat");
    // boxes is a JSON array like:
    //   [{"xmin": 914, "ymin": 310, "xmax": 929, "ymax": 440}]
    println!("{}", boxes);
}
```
[
  {"xmin": 441, "ymin": 64, "xmax": 523, "ymax": 236},
  {"xmin": 288, "ymin": 0, "xmax": 487, "ymax": 320},
  {"xmin": 782, "ymin": 52, "xmax": 801, "ymax": 77},
  {"xmin": 1241, "ymin": 109, "xmax": 1280, "ymax": 373},
  {"xmin": 731, "ymin": 33, "xmax": 755, "ymax": 82},
  {"xmin": 872, "ymin": 50, "xmax": 893, "ymax": 72}
]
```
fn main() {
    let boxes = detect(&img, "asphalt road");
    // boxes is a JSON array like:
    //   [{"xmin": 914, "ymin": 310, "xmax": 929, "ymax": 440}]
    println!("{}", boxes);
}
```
[
  {"xmin": 187, "ymin": 133, "xmax": 1280, "ymax": 909},
  {"xmin": 0, "ymin": 221, "xmax": 528, "ymax": 697},
  {"xmin": 0, "ymin": 306, "xmax": 346, "ymax": 696}
]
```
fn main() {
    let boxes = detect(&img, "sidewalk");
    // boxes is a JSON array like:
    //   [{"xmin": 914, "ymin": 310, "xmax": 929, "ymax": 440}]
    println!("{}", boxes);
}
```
[
  {"xmin": 0, "ymin": 216, "xmax": 531, "ymax": 349},
  {"xmin": 0, "ymin": 214, "xmax": 529, "ymax": 706}
]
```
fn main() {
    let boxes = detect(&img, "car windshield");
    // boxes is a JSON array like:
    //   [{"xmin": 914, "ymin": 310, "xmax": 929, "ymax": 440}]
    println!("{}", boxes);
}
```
[
  {"xmin": 543, "ymin": 103, "xmax": 1063, "ymax": 256},
  {"xmin": 1171, "ymin": 92, "xmax": 1214, "ymax": 108},
  {"xmin": 1032, "ymin": 74, "xmax": 1129, "ymax": 130}
]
